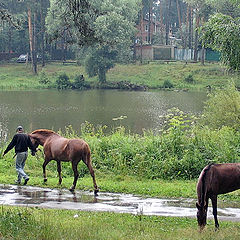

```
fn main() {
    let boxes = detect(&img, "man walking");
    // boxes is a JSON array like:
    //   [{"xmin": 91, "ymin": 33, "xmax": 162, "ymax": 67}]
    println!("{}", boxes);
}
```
[{"xmin": 3, "ymin": 126, "xmax": 36, "ymax": 185}]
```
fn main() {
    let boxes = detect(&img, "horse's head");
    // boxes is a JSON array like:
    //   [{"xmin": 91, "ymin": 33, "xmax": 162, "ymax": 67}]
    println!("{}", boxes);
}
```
[
  {"xmin": 29, "ymin": 134, "xmax": 40, "ymax": 149},
  {"xmin": 196, "ymin": 202, "xmax": 207, "ymax": 230}
]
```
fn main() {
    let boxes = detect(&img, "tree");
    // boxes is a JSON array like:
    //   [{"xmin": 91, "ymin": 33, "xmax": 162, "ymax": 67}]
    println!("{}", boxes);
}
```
[
  {"xmin": 183, "ymin": 0, "xmax": 212, "ymax": 61},
  {"xmin": 47, "ymin": 0, "xmax": 141, "ymax": 82},
  {"xmin": 201, "ymin": 13, "xmax": 240, "ymax": 71},
  {"xmin": 0, "ymin": 0, "xmax": 21, "ymax": 27},
  {"xmin": 208, "ymin": 0, "xmax": 240, "ymax": 17},
  {"xmin": 85, "ymin": 46, "xmax": 117, "ymax": 83}
]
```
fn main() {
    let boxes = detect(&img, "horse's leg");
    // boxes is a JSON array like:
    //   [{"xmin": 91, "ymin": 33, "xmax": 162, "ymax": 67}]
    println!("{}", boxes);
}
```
[
  {"xmin": 211, "ymin": 195, "xmax": 219, "ymax": 230},
  {"xmin": 84, "ymin": 152, "xmax": 99, "ymax": 196},
  {"xmin": 69, "ymin": 161, "xmax": 79, "ymax": 192},
  {"xmin": 43, "ymin": 159, "xmax": 51, "ymax": 183},
  {"xmin": 57, "ymin": 161, "xmax": 62, "ymax": 185}
]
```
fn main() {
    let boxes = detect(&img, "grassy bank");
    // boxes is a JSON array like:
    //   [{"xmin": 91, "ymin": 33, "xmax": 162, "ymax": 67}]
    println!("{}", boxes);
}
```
[
  {"xmin": 1, "ymin": 206, "xmax": 240, "ymax": 240},
  {"xmin": 0, "ymin": 62, "xmax": 239, "ymax": 90}
]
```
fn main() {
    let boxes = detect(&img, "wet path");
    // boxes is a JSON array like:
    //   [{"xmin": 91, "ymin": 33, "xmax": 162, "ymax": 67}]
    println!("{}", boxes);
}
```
[{"xmin": 1, "ymin": 184, "xmax": 240, "ymax": 222}]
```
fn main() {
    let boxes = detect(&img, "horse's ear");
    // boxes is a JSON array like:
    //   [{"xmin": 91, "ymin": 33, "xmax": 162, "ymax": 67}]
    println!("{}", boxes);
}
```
[{"xmin": 196, "ymin": 202, "xmax": 201, "ymax": 210}]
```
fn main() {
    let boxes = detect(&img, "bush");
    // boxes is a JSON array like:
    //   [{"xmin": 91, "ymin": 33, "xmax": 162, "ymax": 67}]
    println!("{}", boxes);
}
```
[
  {"xmin": 184, "ymin": 74, "xmax": 194, "ymax": 83},
  {"xmin": 201, "ymin": 83, "xmax": 240, "ymax": 130},
  {"xmin": 56, "ymin": 73, "xmax": 71, "ymax": 90},
  {"xmin": 162, "ymin": 80, "xmax": 174, "ymax": 88},
  {"xmin": 38, "ymin": 70, "xmax": 50, "ymax": 85},
  {"xmin": 72, "ymin": 74, "xmax": 90, "ymax": 90}
]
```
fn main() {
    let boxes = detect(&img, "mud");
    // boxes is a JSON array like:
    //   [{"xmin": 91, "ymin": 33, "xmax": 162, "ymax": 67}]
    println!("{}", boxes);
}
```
[{"xmin": 1, "ymin": 184, "xmax": 240, "ymax": 221}]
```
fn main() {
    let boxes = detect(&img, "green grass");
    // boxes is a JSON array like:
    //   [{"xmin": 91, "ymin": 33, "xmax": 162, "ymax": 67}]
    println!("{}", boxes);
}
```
[
  {"xmin": 0, "ymin": 206, "xmax": 240, "ymax": 240},
  {"xmin": 0, "ymin": 62, "xmax": 240, "ymax": 90}
]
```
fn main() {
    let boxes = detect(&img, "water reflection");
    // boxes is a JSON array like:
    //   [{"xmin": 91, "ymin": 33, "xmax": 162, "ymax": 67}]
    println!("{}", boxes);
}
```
[
  {"xmin": 0, "ymin": 90, "xmax": 207, "ymax": 140},
  {"xmin": 0, "ymin": 184, "xmax": 240, "ymax": 221}
]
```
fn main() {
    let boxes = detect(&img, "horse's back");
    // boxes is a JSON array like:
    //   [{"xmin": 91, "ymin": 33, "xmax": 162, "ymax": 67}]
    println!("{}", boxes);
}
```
[
  {"xmin": 45, "ymin": 136, "xmax": 89, "ymax": 161},
  {"xmin": 198, "ymin": 163, "xmax": 240, "ymax": 195},
  {"xmin": 212, "ymin": 163, "xmax": 240, "ymax": 194}
]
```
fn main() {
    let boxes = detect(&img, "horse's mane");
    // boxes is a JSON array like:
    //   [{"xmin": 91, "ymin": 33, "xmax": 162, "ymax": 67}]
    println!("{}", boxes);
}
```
[
  {"xmin": 31, "ymin": 129, "xmax": 59, "ymax": 136},
  {"xmin": 200, "ymin": 163, "xmax": 215, "ymax": 208}
]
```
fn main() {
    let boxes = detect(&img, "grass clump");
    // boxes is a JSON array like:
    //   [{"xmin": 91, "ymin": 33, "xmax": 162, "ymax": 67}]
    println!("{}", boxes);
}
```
[
  {"xmin": 184, "ymin": 74, "xmax": 194, "ymax": 83},
  {"xmin": 162, "ymin": 79, "xmax": 174, "ymax": 88}
]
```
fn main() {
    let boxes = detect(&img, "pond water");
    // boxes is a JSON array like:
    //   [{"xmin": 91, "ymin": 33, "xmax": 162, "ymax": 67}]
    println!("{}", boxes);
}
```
[{"xmin": 0, "ymin": 90, "xmax": 207, "ymax": 141}]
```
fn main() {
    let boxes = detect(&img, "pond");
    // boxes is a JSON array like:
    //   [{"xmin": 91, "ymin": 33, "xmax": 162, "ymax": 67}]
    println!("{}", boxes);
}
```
[{"xmin": 0, "ymin": 89, "xmax": 207, "ymax": 141}]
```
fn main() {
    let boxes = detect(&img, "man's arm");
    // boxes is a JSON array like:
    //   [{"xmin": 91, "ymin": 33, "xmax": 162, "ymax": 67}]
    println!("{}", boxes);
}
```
[{"xmin": 3, "ymin": 135, "xmax": 17, "ymax": 155}]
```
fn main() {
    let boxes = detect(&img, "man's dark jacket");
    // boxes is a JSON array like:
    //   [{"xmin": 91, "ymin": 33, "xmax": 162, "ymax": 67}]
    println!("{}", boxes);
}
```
[{"xmin": 4, "ymin": 133, "xmax": 36, "ymax": 154}]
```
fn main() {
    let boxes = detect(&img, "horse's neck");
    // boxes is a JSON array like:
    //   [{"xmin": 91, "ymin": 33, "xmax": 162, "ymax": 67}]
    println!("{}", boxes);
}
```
[{"xmin": 38, "ymin": 133, "xmax": 57, "ymax": 145}]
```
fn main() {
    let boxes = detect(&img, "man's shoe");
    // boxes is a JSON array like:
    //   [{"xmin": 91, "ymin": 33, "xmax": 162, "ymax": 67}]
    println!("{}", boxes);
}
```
[{"xmin": 23, "ymin": 178, "xmax": 29, "ymax": 185}]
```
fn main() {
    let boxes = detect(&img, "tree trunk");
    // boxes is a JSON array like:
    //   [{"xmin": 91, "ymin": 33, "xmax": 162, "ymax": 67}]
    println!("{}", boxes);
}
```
[
  {"xmin": 40, "ymin": 0, "xmax": 45, "ymax": 67},
  {"xmin": 8, "ymin": 23, "xmax": 12, "ymax": 61},
  {"xmin": 185, "ymin": 4, "xmax": 189, "ymax": 49},
  {"xmin": 194, "ymin": 15, "xmax": 200, "ymax": 62},
  {"xmin": 165, "ymin": 0, "xmax": 172, "ymax": 45},
  {"xmin": 159, "ymin": 1, "xmax": 164, "ymax": 44},
  {"xmin": 188, "ymin": 7, "xmax": 192, "ymax": 50},
  {"xmin": 140, "ymin": 8, "xmax": 143, "ymax": 64},
  {"xmin": 201, "ymin": 47, "xmax": 205, "ymax": 65},
  {"xmin": 98, "ymin": 67, "xmax": 106, "ymax": 83},
  {"xmin": 32, "ymin": 11, "xmax": 37, "ymax": 74},
  {"xmin": 28, "ymin": 8, "xmax": 33, "ymax": 64},
  {"xmin": 176, "ymin": 0, "xmax": 182, "ymax": 43},
  {"xmin": 148, "ymin": 0, "xmax": 152, "ymax": 44}
]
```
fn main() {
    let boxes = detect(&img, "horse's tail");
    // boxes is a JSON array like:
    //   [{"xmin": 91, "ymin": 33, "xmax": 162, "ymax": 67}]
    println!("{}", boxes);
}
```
[
  {"xmin": 200, "ymin": 163, "xmax": 214, "ymax": 208},
  {"xmin": 82, "ymin": 142, "xmax": 99, "ymax": 194},
  {"xmin": 82, "ymin": 143, "xmax": 91, "ymax": 165}
]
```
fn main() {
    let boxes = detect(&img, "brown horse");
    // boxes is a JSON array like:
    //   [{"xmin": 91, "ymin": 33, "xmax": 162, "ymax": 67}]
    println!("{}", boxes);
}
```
[
  {"xmin": 196, "ymin": 163, "xmax": 240, "ymax": 230},
  {"xmin": 29, "ymin": 129, "xmax": 99, "ymax": 195}
]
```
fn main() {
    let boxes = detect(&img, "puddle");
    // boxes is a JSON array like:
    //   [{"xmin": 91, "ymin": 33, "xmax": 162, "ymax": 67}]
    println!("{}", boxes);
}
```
[{"xmin": 1, "ymin": 184, "xmax": 240, "ymax": 222}]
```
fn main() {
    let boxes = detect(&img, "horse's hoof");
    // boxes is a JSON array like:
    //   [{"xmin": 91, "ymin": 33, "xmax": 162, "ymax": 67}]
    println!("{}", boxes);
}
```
[
  {"xmin": 44, "ymin": 178, "xmax": 47, "ymax": 183},
  {"xmin": 94, "ymin": 189, "xmax": 99, "ymax": 196},
  {"xmin": 69, "ymin": 188, "xmax": 75, "ymax": 192}
]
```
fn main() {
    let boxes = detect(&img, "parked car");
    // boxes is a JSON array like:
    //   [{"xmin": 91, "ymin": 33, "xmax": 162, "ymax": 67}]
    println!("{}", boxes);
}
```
[
  {"xmin": 17, "ymin": 54, "xmax": 28, "ymax": 63},
  {"xmin": 16, "ymin": 54, "xmax": 42, "ymax": 63}
]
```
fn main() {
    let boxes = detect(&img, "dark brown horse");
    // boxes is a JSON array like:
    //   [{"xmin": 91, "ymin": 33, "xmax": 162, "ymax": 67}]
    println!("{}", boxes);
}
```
[
  {"xmin": 29, "ymin": 129, "xmax": 99, "ymax": 195},
  {"xmin": 196, "ymin": 163, "xmax": 240, "ymax": 230}
]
